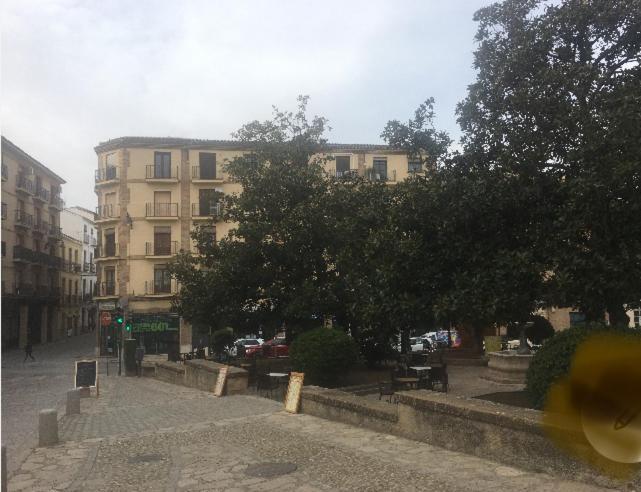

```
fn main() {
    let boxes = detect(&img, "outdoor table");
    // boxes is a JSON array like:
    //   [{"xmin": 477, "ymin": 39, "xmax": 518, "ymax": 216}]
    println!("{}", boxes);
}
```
[
  {"xmin": 409, "ymin": 366, "xmax": 431, "ymax": 372},
  {"xmin": 267, "ymin": 372, "xmax": 289, "ymax": 378},
  {"xmin": 394, "ymin": 377, "xmax": 420, "ymax": 390}
]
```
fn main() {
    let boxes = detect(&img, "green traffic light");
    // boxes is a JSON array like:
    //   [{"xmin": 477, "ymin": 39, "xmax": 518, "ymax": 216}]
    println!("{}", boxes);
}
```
[
  {"xmin": 125, "ymin": 323, "xmax": 131, "ymax": 332},
  {"xmin": 116, "ymin": 316, "xmax": 123, "ymax": 324}
]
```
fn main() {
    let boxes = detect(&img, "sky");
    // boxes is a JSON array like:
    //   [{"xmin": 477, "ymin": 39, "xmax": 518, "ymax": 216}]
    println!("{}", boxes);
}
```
[{"xmin": 1, "ymin": 0, "xmax": 491, "ymax": 209}]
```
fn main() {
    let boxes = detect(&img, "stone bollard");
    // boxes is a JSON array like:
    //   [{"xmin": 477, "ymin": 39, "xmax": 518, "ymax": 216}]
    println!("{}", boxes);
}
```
[
  {"xmin": 66, "ymin": 388, "xmax": 81, "ymax": 416},
  {"xmin": 2, "ymin": 444, "xmax": 7, "ymax": 492},
  {"xmin": 38, "ymin": 409, "xmax": 58, "ymax": 447}
]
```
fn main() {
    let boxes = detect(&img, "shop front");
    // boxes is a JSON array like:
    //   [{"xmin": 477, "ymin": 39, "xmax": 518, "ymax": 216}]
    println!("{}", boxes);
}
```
[{"xmin": 130, "ymin": 312, "xmax": 180, "ymax": 355}]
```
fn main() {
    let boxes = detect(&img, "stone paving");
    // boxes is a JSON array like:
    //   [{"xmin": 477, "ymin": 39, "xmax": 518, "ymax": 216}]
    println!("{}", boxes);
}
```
[{"xmin": 7, "ymin": 374, "xmax": 619, "ymax": 491}]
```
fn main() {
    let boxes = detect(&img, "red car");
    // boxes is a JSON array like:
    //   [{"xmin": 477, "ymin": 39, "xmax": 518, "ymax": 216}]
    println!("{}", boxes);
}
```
[{"xmin": 262, "ymin": 337, "xmax": 288, "ymax": 357}]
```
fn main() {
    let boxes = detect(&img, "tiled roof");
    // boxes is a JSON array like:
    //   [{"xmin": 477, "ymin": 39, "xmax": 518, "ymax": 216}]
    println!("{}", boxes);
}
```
[
  {"xmin": 94, "ymin": 136, "xmax": 395, "ymax": 153},
  {"xmin": 1, "ymin": 136, "xmax": 66, "ymax": 183}
]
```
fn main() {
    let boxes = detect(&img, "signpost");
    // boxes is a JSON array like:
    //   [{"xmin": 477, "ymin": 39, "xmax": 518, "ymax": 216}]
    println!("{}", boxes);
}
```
[{"xmin": 74, "ymin": 360, "xmax": 99, "ymax": 397}]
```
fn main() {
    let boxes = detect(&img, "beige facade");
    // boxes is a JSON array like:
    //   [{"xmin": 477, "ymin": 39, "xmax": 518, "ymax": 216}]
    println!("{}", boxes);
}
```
[
  {"xmin": 93, "ymin": 137, "xmax": 414, "ymax": 354},
  {"xmin": 60, "ymin": 234, "xmax": 83, "ymax": 338},
  {"xmin": 1, "ymin": 136, "xmax": 66, "ymax": 348},
  {"xmin": 539, "ymin": 306, "xmax": 641, "ymax": 331}
]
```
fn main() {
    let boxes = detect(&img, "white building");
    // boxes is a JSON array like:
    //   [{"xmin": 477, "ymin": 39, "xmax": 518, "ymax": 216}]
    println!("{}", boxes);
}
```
[{"xmin": 60, "ymin": 206, "xmax": 98, "ymax": 332}]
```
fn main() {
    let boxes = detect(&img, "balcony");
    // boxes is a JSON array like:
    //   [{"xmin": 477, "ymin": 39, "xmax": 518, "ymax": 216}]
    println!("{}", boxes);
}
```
[
  {"xmin": 1, "ymin": 203, "xmax": 7, "ymax": 220},
  {"xmin": 90, "ymin": 236, "xmax": 98, "ymax": 247},
  {"xmin": 144, "ymin": 279, "xmax": 176, "ymax": 296},
  {"xmin": 14, "ymin": 209, "xmax": 34, "ymax": 229},
  {"xmin": 34, "ymin": 220, "xmax": 51, "ymax": 235},
  {"xmin": 83, "ymin": 233, "xmax": 90, "ymax": 244},
  {"xmin": 366, "ymin": 168, "xmax": 397, "ymax": 183},
  {"xmin": 49, "ymin": 224, "xmax": 63, "ymax": 240},
  {"xmin": 34, "ymin": 185, "xmax": 50, "ymax": 203},
  {"xmin": 95, "ymin": 243, "xmax": 119, "ymax": 260},
  {"xmin": 96, "ymin": 204, "xmax": 120, "ymax": 222},
  {"xmin": 145, "ymin": 241, "xmax": 178, "ymax": 257},
  {"xmin": 191, "ymin": 202, "xmax": 223, "ymax": 221},
  {"xmin": 16, "ymin": 174, "xmax": 34, "ymax": 195},
  {"xmin": 328, "ymin": 168, "xmax": 359, "ymax": 179},
  {"xmin": 2, "ymin": 163, "xmax": 8, "ymax": 181},
  {"xmin": 50, "ymin": 196, "xmax": 65, "ymax": 210},
  {"xmin": 191, "ymin": 165, "xmax": 222, "ymax": 182},
  {"xmin": 145, "ymin": 202, "xmax": 178, "ymax": 220},
  {"xmin": 97, "ymin": 282, "xmax": 117, "ymax": 298},
  {"xmin": 14, "ymin": 282, "xmax": 34, "ymax": 297},
  {"xmin": 13, "ymin": 245, "xmax": 35, "ymax": 263},
  {"xmin": 95, "ymin": 166, "xmax": 119, "ymax": 185},
  {"xmin": 145, "ymin": 165, "xmax": 179, "ymax": 182},
  {"xmin": 83, "ymin": 262, "xmax": 96, "ymax": 273}
]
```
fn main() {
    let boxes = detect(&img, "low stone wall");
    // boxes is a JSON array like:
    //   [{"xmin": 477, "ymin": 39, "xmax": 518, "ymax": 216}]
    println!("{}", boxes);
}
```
[
  {"xmin": 155, "ymin": 360, "xmax": 248, "ymax": 395},
  {"xmin": 301, "ymin": 386, "xmax": 398, "ymax": 435},
  {"xmin": 301, "ymin": 387, "xmax": 639, "ymax": 487}
]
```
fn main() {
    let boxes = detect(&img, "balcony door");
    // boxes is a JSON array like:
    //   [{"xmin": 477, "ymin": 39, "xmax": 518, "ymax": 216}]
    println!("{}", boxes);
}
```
[
  {"xmin": 154, "ymin": 191, "xmax": 171, "ymax": 216},
  {"xmin": 336, "ymin": 156, "xmax": 350, "ymax": 176},
  {"xmin": 373, "ymin": 158, "xmax": 387, "ymax": 181},
  {"xmin": 198, "ymin": 189, "xmax": 218, "ymax": 216},
  {"xmin": 199, "ymin": 152, "xmax": 216, "ymax": 179},
  {"xmin": 154, "ymin": 226, "xmax": 171, "ymax": 255},
  {"xmin": 154, "ymin": 152, "xmax": 171, "ymax": 179},
  {"xmin": 154, "ymin": 266, "xmax": 171, "ymax": 293}
]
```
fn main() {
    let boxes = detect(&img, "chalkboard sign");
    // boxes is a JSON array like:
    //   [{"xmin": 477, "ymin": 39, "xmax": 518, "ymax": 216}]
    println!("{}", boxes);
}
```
[
  {"xmin": 284, "ymin": 372, "xmax": 304, "ymax": 414},
  {"xmin": 75, "ymin": 360, "xmax": 98, "ymax": 389},
  {"xmin": 213, "ymin": 366, "xmax": 229, "ymax": 397}
]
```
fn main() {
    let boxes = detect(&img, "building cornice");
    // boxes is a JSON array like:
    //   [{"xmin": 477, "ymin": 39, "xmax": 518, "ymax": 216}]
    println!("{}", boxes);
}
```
[{"xmin": 1, "ymin": 136, "xmax": 66, "ymax": 184}]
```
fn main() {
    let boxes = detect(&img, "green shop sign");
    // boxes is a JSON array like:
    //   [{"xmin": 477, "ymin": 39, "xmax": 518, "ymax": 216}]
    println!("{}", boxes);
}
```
[{"xmin": 130, "ymin": 314, "xmax": 179, "ymax": 333}]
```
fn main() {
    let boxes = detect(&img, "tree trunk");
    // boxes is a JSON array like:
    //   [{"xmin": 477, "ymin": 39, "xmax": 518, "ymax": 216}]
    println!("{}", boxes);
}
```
[{"xmin": 607, "ymin": 303, "xmax": 630, "ymax": 327}]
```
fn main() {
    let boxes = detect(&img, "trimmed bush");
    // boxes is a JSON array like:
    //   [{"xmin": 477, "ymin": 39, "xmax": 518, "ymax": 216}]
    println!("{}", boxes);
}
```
[
  {"xmin": 526, "ymin": 322, "xmax": 641, "ymax": 409},
  {"xmin": 290, "ymin": 328, "xmax": 359, "ymax": 386},
  {"xmin": 506, "ymin": 315, "xmax": 555, "ymax": 344}
]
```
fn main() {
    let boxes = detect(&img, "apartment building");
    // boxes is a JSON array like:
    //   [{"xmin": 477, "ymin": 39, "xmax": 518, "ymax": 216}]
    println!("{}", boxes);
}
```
[
  {"xmin": 60, "ymin": 233, "xmax": 83, "ymax": 337},
  {"xmin": 93, "ymin": 137, "xmax": 415, "ymax": 355},
  {"xmin": 60, "ymin": 206, "xmax": 98, "ymax": 332},
  {"xmin": 1, "ymin": 136, "xmax": 65, "ymax": 349}
]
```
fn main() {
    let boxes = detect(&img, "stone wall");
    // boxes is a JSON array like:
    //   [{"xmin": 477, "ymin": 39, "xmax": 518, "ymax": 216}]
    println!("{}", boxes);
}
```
[
  {"xmin": 301, "ymin": 387, "xmax": 639, "ymax": 488},
  {"xmin": 154, "ymin": 360, "xmax": 248, "ymax": 395}
]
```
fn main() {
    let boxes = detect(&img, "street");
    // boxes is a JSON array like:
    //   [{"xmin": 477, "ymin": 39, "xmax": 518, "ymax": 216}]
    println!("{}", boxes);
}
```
[{"xmin": 1, "ymin": 333, "xmax": 97, "ymax": 475}]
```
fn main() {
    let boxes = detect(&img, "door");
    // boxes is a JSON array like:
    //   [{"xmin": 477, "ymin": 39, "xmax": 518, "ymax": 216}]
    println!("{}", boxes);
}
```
[
  {"xmin": 154, "ymin": 191, "xmax": 171, "ymax": 216},
  {"xmin": 154, "ymin": 152, "xmax": 171, "ymax": 178},
  {"xmin": 373, "ymin": 158, "xmax": 387, "ymax": 181},
  {"xmin": 198, "ymin": 189, "xmax": 218, "ymax": 215},
  {"xmin": 199, "ymin": 153, "xmax": 216, "ymax": 179},
  {"xmin": 336, "ymin": 156, "xmax": 350, "ymax": 176}
]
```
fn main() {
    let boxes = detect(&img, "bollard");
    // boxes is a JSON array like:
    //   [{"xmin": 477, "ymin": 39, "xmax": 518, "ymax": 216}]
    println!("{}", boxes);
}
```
[
  {"xmin": 2, "ymin": 444, "xmax": 7, "ymax": 492},
  {"xmin": 38, "ymin": 409, "xmax": 58, "ymax": 447},
  {"xmin": 66, "ymin": 388, "xmax": 81, "ymax": 416}
]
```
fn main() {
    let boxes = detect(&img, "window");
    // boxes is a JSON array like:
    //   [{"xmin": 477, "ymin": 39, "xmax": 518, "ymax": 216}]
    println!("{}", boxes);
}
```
[
  {"xmin": 105, "ymin": 153, "xmax": 117, "ymax": 180},
  {"xmin": 154, "ymin": 152, "xmax": 171, "ymax": 178},
  {"xmin": 89, "ymin": 280, "xmax": 93, "ymax": 295},
  {"xmin": 104, "ymin": 228, "xmax": 116, "ymax": 257},
  {"xmin": 373, "ymin": 158, "xmax": 387, "ymax": 181},
  {"xmin": 68, "ymin": 248, "xmax": 72, "ymax": 262},
  {"xmin": 74, "ymin": 250, "xmax": 78, "ymax": 263},
  {"xmin": 1, "ymin": 202, "xmax": 7, "ymax": 220},
  {"xmin": 198, "ymin": 189, "xmax": 219, "ymax": 216},
  {"xmin": 152, "ymin": 191, "xmax": 173, "ymax": 216},
  {"xmin": 633, "ymin": 309, "xmax": 641, "ymax": 328},
  {"xmin": 154, "ymin": 266, "xmax": 172, "ymax": 293},
  {"xmin": 154, "ymin": 226, "xmax": 171, "ymax": 255},
  {"xmin": 199, "ymin": 152, "xmax": 216, "ymax": 179},
  {"xmin": 34, "ymin": 240, "xmax": 40, "ymax": 252},
  {"xmin": 196, "ymin": 225, "xmax": 216, "ymax": 253},
  {"xmin": 82, "ymin": 279, "xmax": 86, "ymax": 295},
  {"xmin": 569, "ymin": 312, "xmax": 586, "ymax": 326},
  {"xmin": 75, "ymin": 280, "xmax": 78, "ymax": 295},
  {"xmin": 62, "ymin": 278, "xmax": 66, "ymax": 294},
  {"xmin": 104, "ymin": 267, "xmax": 115, "ymax": 295},
  {"xmin": 335, "ymin": 156, "xmax": 350, "ymax": 176},
  {"xmin": 84, "ymin": 225, "xmax": 87, "ymax": 233},
  {"xmin": 1, "ymin": 241, "xmax": 5, "ymax": 257},
  {"xmin": 408, "ymin": 160, "xmax": 422, "ymax": 173},
  {"xmin": 83, "ymin": 251, "xmax": 87, "ymax": 264}
]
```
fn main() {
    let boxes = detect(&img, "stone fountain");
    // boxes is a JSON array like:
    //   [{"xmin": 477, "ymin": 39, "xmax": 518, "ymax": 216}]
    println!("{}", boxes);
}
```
[{"xmin": 485, "ymin": 322, "xmax": 534, "ymax": 384}]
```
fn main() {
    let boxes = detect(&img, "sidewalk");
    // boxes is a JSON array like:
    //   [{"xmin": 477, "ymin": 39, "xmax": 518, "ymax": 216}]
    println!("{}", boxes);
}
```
[{"xmin": 8, "ymin": 376, "xmax": 615, "ymax": 491}]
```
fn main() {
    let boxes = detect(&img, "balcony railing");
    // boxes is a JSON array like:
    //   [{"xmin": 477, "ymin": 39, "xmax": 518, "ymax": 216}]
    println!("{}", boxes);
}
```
[
  {"xmin": 14, "ymin": 282, "xmax": 34, "ymax": 297},
  {"xmin": 98, "ymin": 282, "xmax": 116, "ymax": 297},
  {"xmin": 35, "ymin": 185, "xmax": 50, "ymax": 203},
  {"xmin": 50, "ymin": 196, "xmax": 65, "ymax": 210},
  {"xmin": 191, "ymin": 202, "xmax": 223, "ymax": 218},
  {"xmin": 145, "ymin": 241, "xmax": 178, "ymax": 256},
  {"xmin": 191, "ymin": 165, "xmax": 220, "ymax": 180},
  {"xmin": 96, "ymin": 243, "xmax": 119, "ymax": 258},
  {"xmin": 83, "ymin": 262, "xmax": 96, "ymax": 273},
  {"xmin": 90, "ymin": 236, "xmax": 98, "ymax": 246},
  {"xmin": 14, "ymin": 245, "xmax": 35, "ymax": 263},
  {"xmin": 366, "ymin": 168, "xmax": 397, "ymax": 182},
  {"xmin": 328, "ymin": 168, "xmax": 359, "ymax": 179},
  {"xmin": 96, "ymin": 204, "xmax": 120, "ymax": 220},
  {"xmin": 16, "ymin": 174, "xmax": 34, "ymax": 194},
  {"xmin": 35, "ymin": 220, "xmax": 51, "ymax": 235},
  {"xmin": 145, "ymin": 202, "xmax": 178, "ymax": 218},
  {"xmin": 95, "ymin": 166, "xmax": 119, "ymax": 184},
  {"xmin": 83, "ymin": 233, "xmax": 90, "ymax": 244},
  {"xmin": 14, "ymin": 209, "xmax": 34, "ymax": 228},
  {"xmin": 1, "ymin": 163, "xmax": 8, "ymax": 181},
  {"xmin": 144, "ymin": 278, "xmax": 176, "ymax": 295},
  {"xmin": 145, "ymin": 165, "xmax": 179, "ymax": 180},
  {"xmin": 49, "ymin": 224, "xmax": 62, "ymax": 239}
]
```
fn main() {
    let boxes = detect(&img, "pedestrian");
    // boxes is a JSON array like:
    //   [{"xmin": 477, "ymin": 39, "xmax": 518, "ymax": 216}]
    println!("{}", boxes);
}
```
[
  {"xmin": 23, "ymin": 340, "xmax": 35, "ymax": 362},
  {"xmin": 135, "ymin": 345, "xmax": 145, "ymax": 377}
]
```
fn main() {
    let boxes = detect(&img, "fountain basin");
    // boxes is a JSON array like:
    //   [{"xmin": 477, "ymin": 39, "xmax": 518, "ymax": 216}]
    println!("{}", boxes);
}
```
[{"xmin": 485, "ymin": 350, "xmax": 533, "ymax": 384}]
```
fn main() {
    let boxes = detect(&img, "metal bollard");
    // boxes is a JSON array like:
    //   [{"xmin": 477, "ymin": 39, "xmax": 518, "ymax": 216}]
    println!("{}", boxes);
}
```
[
  {"xmin": 2, "ymin": 444, "xmax": 7, "ymax": 492},
  {"xmin": 38, "ymin": 409, "xmax": 58, "ymax": 447},
  {"xmin": 66, "ymin": 388, "xmax": 81, "ymax": 416}
]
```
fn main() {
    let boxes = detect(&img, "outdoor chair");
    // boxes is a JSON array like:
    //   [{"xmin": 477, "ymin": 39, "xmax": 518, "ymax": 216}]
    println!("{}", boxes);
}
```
[
  {"xmin": 427, "ymin": 364, "xmax": 449, "ymax": 393},
  {"xmin": 378, "ymin": 381, "xmax": 397, "ymax": 403}
]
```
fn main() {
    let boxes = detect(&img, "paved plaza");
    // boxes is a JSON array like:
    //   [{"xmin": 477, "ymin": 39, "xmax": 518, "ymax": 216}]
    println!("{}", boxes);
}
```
[{"xmin": 5, "ymin": 369, "xmax": 616, "ymax": 491}]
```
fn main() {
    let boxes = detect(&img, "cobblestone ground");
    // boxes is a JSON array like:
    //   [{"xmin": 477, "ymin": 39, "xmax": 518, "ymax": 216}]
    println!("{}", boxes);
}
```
[
  {"xmin": 1, "ymin": 333, "xmax": 97, "ymax": 475},
  {"xmin": 7, "ymin": 375, "xmax": 618, "ymax": 491}
]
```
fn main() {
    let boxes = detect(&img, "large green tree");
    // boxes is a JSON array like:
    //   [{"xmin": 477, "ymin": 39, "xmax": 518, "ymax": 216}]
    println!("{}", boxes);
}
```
[{"xmin": 457, "ymin": 0, "xmax": 641, "ymax": 323}]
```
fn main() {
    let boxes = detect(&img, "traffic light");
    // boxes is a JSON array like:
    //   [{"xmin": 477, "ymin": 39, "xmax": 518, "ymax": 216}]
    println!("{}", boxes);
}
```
[
  {"xmin": 115, "ymin": 308, "xmax": 124, "ymax": 325},
  {"xmin": 125, "ymin": 321, "xmax": 131, "ymax": 332}
]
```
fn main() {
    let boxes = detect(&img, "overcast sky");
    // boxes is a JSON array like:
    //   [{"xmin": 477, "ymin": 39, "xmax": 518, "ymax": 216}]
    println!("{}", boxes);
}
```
[{"xmin": 2, "ymin": 0, "xmax": 491, "ymax": 209}]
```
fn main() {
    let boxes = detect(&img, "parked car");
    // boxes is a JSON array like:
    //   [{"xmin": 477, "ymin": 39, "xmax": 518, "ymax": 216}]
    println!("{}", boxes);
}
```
[
  {"xmin": 261, "ymin": 337, "xmax": 289, "ymax": 357},
  {"xmin": 410, "ymin": 337, "xmax": 433, "ymax": 352},
  {"xmin": 231, "ymin": 338, "xmax": 263, "ymax": 357}
]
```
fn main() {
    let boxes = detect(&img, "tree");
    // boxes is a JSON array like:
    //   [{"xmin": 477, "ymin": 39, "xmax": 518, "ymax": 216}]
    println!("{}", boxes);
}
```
[{"xmin": 457, "ymin": 0, "xmax": 641, "ymax": 323}]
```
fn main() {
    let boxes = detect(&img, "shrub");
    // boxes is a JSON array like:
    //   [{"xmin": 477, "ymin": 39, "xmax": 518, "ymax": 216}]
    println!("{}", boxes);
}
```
[
  {"xmin": 360, "ymin": 336, "xmax": 398, "ymax": 368},
  {"xmin": 211, "ymin": 328, "xmax": 234, "ymax": 356},
  {"xmin": 289, "ymin": 328, "xmax": 359, "ymax": 386},
  {"xmin": 525, "ymin": 322, "xmax": 640, "ymax": 409}
]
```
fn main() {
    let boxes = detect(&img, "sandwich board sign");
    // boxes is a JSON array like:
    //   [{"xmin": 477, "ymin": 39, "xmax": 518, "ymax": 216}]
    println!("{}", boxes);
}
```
[
  {"xmin": 284, "ymin": 372, "xmax": 304, "ymax": 413},
  {"xmin": 75, "ymin": 360, "xmax": 99, "ymax": 396},
  {"xmin": 213, "ymin": 366, "xmax": 229, "ymax": 397}
]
